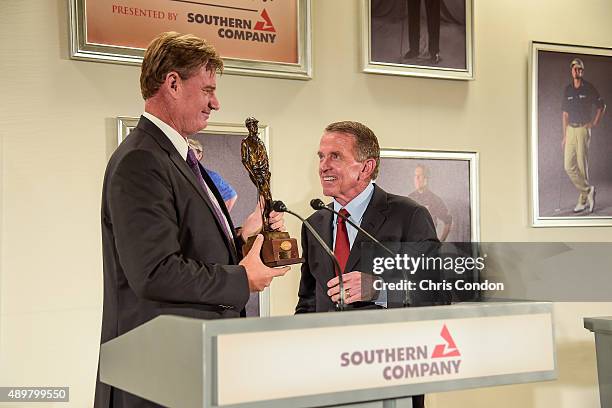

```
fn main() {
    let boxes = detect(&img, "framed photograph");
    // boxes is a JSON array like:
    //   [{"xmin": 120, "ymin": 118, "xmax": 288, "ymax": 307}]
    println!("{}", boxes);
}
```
[
  {"xmin": 117, "ymin": 117, "xmax": 270, "ymax": 316},
  {"xmin": 70, "ymin": 0, "xmax": 312, "ymax": 80},
  {"xmin": 361, "ymin": 0, "xmax": 474, "ymax": 80},
  {"xmin": 529, "ymin": 42, "xmax": 612, "ymax": 227},
  {"xmin": 376, "ymin": 149, "xmax": 479, "ymax": 242}
]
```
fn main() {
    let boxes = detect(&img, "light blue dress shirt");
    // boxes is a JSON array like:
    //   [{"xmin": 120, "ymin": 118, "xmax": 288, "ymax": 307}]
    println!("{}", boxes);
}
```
[
  {"xmin": 331, "ymin": 182, "xmax": 386, "ymax": 306},
  {"xmin": 331, "ymin": 182, "xmax": 375, "ymax": 248}
]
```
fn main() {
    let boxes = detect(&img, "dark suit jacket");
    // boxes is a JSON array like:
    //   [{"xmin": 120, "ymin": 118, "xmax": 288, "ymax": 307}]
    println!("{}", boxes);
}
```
[
  {"xmin": 295, "ymin": 185, "xmax": 439, "ymax": 408},
  {"xmin": 295, "ymin": 184, "xmax": 440, "ymax": 313},
  {"xmin": 95, "ymin": 116, "xmax": 250, "ymax": 408}
]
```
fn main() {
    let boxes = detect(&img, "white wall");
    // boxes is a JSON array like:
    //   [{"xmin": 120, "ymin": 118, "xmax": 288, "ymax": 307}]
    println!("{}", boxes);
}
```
[{"xmin": 1, "ymin": 0, "xmax": 611, "ymax": 406}]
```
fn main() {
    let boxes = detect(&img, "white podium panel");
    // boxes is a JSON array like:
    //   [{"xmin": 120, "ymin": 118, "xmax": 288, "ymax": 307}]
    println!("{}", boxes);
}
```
[
  {"xmin": 100, "ymin": 302, "xmax": 556, "ymax": 408},
  {"xmin": 217, "ymin": 313, "xmax": 554, "ymax": 405}
]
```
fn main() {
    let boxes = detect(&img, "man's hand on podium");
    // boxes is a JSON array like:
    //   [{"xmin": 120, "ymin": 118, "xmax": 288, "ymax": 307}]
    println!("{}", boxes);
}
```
[{"xmin": 326, "ymin": 271, "xmax": 379, "ymax": 304}]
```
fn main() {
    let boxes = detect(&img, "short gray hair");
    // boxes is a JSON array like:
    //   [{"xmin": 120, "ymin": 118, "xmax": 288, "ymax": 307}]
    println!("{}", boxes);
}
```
[{"xmin": 324, "ymin": 121, "xmax": 380, "ymax": 179}]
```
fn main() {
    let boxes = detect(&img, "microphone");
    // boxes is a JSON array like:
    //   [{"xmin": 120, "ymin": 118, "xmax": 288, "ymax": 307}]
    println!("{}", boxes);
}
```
[
  {"xmin": 271, "ymin": 200, "xmax": 288, "ymax": 212},
  {"xmin": 310, "ymin": 198, "xmax": 410, "ymax": 307},
  {"xmin": 272, "ymin": 201, "xmax": 347, "ymax": 311},
  {"xmin": 310, "ymin": 199, "xmax": 395, "ymax": 257}
]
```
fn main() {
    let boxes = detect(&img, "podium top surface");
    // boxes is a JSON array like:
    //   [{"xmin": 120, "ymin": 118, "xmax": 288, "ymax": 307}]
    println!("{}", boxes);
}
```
[
  {"xmin": 199, "ymin": 301, "xmax": 552, "ymax": 335},
  {"xmin": 584, "ymin": 316, "xmax": 612, "ymax": 333}
]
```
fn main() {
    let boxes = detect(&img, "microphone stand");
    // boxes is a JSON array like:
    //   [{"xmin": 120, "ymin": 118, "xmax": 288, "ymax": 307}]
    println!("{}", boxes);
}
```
[{"xmin": 273, "ymin": 201, "xmax": 346, "ymax": 311}]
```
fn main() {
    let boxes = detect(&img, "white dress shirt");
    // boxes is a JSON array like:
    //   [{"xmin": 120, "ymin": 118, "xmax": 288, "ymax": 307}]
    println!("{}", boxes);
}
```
[{"xmin": 142, "ymin": 112, "xmax": 234, "ymax": 242}]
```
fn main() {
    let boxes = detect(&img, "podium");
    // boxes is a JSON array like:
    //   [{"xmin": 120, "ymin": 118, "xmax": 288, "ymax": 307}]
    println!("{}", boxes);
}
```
[
  {"xmin": 100, "ymin": 302, "xmax": 556, "ymax": 408},
  {"xmin": 584, "ymin": 317, "xmax": 612, "ymax": 408}
]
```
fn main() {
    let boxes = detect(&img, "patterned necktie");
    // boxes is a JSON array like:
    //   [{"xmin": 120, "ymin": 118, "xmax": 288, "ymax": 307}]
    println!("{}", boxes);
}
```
[
  {"xmin": 334, "ymin": 208, "xmax": 351, "ymax": 275},
  {"xmin": 186, "ymin": 148, "xmax": 235, "ymax": 248}
]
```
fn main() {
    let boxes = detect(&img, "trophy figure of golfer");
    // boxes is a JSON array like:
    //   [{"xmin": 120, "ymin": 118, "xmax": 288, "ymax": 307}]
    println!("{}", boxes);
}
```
[{"xmin": 241, "ymin": 117, "xmax": 303, "ymax": 266}]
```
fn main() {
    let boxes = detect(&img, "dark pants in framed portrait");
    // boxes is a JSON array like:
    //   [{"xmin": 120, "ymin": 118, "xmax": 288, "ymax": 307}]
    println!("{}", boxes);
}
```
[{"xmin": 362, "ymin": 0, "xmax": 474, "ymax": 80}]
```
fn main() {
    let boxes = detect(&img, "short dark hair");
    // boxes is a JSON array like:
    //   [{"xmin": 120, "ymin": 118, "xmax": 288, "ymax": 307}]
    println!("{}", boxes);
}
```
[
  {"xmin": 140, "ymin": 32, "xmax": 224, "ymax": 99},
  {"xmin": 324, "ymin": 121, "xmax": 380, "ymax": 179}
]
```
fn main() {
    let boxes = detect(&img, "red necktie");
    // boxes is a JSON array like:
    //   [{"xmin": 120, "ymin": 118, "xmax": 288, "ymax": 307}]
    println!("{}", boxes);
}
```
[{"xmin": 334, "ymin": 209, "xmax": 351, "ymax": 275}]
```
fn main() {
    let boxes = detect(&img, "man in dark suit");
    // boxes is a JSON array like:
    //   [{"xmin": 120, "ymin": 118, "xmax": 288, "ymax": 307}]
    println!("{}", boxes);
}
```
[
  {"xmin": 295, "ymin": 121, "xmax": 441, "ymax": 408},
  {"xmin": 95, "ymin": 32, "xmax": 289, "ymax": 408}
]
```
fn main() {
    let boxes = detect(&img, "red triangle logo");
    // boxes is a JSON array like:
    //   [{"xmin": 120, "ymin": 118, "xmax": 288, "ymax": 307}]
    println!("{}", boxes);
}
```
[
  {"xmin": 432, "ymin": 324, "xmax": 461, "ymax": 358},
  {"xmin": 254, "ymin": 9, "xmax": 276, "ymax": 32}
]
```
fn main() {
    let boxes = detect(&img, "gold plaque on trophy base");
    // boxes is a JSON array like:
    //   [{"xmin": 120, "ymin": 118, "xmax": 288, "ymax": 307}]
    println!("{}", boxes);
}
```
[{"xmin": 243, "ymin": 231, "xmax": 305, "ymax": 267}]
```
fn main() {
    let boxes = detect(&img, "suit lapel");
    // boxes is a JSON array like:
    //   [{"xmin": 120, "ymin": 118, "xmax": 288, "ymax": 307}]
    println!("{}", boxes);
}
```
[
  {"xmin": 345, "ymin": 184, "xmax": 388, "ymax": 273},
  {"xmin": 138, "ymin": 117, "xmax": 211, "ymax": 204},
  {"xmin": 137, "ymin": 116, "xmax": 238, "ymax": 262},
  {"xmin": 311, "ymin": 206, "xmax": 336, "ymax": 285},
  {"xmin": 200, "ymin": 166, "xmax": 239, "ymax": 262}
]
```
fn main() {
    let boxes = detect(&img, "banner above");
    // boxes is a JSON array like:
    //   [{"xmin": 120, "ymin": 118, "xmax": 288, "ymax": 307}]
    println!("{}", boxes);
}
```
[{"xmin": 69, "ymin": 0, "xmax": 312, "ymax": 79}]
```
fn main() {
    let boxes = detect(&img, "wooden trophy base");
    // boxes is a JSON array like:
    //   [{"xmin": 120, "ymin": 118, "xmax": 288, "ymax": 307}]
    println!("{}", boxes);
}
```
[{"xmin": 242, "ymin": 231, "xmax": 305, "ymax": 267}]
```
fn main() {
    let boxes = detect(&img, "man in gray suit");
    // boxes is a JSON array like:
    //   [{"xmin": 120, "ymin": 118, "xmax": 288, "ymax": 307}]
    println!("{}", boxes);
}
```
[
  {"xmin": 295, "ymin": 121, "xmax": 443, "ymax": 408},
  {"xmin": 95, "ymin": 32, "xmax": 289, "ymax": 408}
]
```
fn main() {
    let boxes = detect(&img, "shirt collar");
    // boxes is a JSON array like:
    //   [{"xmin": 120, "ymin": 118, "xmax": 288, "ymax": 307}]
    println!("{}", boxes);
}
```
[
  {"xmin": 142, "ymin": 111, "xmax": 190, "ymax": 160},
  {"xmin": 333, "ymin": 182, "xmax": 375, "ymax": 224}
]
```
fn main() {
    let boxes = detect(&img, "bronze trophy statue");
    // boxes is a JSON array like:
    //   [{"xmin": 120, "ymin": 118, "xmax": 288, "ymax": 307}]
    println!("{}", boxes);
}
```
[{"xmin": 241, "ymin": 117, "xmax": 303, "ymax": 267}]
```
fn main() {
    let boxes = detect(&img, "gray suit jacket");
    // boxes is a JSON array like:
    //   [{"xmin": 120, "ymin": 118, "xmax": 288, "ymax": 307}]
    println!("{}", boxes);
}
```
[
  {"xmin": 295, "ymin": 184, "xmax": 442, "ymax": 313},
  {"xmin": 95, "ymin": 116, "xmax": 249, "ymax": 408}
]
